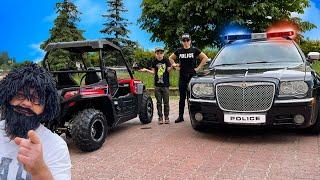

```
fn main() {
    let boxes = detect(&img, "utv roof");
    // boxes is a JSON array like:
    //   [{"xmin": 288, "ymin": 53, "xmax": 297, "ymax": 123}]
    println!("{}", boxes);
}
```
[{"xmin": 45, "ymin": 39, "xmax": 121, "ymax": 52}]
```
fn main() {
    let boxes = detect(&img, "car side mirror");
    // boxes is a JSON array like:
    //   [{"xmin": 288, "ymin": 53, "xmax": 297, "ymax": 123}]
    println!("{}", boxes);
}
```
[
  {"xmin": 204, "ymin": 58, "xmax": 213, "ymax": 69},
  {"xmin": 307, "ymin": 52, "xmax": 320, "ymax": 62}
]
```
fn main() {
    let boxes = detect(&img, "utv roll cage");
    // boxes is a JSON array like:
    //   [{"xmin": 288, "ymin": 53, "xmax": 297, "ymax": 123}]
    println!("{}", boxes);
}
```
[{"xmin": 42, "ymin": 39, "xmax": 133, "ymax": 80}]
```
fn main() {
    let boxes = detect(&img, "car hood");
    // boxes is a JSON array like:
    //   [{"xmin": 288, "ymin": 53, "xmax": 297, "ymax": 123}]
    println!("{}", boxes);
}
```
[{"xmin": 202, "ymin": 62, "xmax": 312, "ymax": 81}]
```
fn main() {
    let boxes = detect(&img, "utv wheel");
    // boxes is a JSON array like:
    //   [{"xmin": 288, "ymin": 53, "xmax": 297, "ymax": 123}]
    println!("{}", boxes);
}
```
[
  {"xmin": 139, "ymin": 93, "xmax": 153, "ymax": 124},
  {"xmin": 71, "ymin": 109, "xmax": 108, "ymax": 152}
]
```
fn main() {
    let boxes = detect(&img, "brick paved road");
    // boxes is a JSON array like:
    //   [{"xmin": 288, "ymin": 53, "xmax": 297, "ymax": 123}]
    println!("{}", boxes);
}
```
[{"xmin": 69, "ymin": 99, "xmax": 320, "ymax": 180}]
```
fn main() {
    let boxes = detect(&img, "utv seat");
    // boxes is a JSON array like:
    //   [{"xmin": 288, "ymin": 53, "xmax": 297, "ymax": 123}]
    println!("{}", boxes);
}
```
[
  {"xmin": 85, "ymin": 68, "xmax": 101, "ymax": 85},
  {"xmin": 56, "ymin": 72, "xmax": 78, "ymax": 89},
  {"xmin": 106, "ymin": 68, "xmax": 119, "ymax": 97}
]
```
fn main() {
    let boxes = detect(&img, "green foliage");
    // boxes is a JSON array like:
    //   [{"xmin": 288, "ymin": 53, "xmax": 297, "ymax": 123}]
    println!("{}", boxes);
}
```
[
  {"xmin": 133, "ymin": 48, "xmax": 155, "ymax": 68},
  {"xmin": 134, "ymin": 70, "xmax": 179, "ymax": 88},
  {"xmin": 311, "ymin": 61, "xmax": 320, "ymax": 75},
  {"xmin": 101, "ymin": 0, "xmax": 131, "ymax": 45},
  {"xmin": 131, "ymin": 47, "xmax": 218, "ymax": 68},
  {"xmin": 202, "ymin": 48, "xmax": 218, "ymax": 59},
  {"xmin": 300, "ymin": 39, "xmax": 320, "ymax": 55},
  {"xmin": 0, "ymin": 52, "xmax": 16, "ymax": 71},
  {"xmin": 41, "ymin": 0, "xmax": 85, "ymax": 70},
  {"xmin": 101, "ymin": 0, "xmax": 137, "ymax": 66},
  {"xmin": 139, "ymin": 0, "xmax": 314, "ymax": 50}
]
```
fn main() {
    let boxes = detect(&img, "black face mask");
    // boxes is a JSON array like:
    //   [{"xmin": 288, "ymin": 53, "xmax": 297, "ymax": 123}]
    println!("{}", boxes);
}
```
[{"xmin": 3, "ymin": 104, "xmax": 42, "ymax": 139}]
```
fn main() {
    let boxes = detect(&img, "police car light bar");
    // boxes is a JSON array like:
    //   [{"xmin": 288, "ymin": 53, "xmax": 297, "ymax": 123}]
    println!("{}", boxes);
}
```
[
  {"xmin": 224, "ymin": 31, "xmax": 294, "ymax": 41},
  {"xmin": 267, "ymin": 31, "xmax": 294, "ymax": 38}
]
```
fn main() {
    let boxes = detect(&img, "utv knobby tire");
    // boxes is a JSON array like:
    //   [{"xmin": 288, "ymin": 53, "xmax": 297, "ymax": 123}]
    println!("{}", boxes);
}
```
[
  {"xmin": 139, "ymin": 93, "xmax": 153, "ymax": 124},
  {"xmin": 71, "ymin": 109, "xmax": 108, "ymax": 152}
]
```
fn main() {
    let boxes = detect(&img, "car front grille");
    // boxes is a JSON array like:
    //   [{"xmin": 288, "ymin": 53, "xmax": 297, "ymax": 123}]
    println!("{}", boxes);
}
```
[{"xmin": 216, "ymin": 82, "xmax": 275, "ymax": 112}]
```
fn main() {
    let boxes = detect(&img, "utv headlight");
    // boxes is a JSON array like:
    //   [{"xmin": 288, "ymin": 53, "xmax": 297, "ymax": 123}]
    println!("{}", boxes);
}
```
[
  {"xmin": 192, "ymin": 83, "xmax": 214, "ymax": 97},
  {"xmin": 280, "ymin": 81, "xmax": 309, "ymax": 96}
]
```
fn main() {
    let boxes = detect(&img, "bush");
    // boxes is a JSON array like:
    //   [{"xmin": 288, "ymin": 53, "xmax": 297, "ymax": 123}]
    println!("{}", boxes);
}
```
[
  {"xmin": 300, "ymin": 40, "xmax": 320, "ymax": 56},
  {"xmin": 134, "ymin": 70, "xmax": 179, "ymax": 88},
  {"xmin": 133, "ymin": 48, "xmax": 155, "ymax": 68}
]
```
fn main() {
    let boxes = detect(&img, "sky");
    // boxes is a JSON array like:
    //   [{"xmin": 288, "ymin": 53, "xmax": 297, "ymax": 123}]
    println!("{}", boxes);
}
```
[{"xmin": 0, "ymin": 0, "xmax": 319, "ymax": 62}]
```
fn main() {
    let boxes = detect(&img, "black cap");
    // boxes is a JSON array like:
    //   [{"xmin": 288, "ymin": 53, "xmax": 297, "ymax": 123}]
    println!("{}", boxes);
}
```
[{"xmin": 181, "ymin": 33, "xmax": 191, "ymax": 40}]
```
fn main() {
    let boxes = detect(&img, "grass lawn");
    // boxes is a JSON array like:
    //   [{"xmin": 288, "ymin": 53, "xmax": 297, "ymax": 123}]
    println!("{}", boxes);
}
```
[
  {"xmin": 133, "ymin": 70, "xmax": 179, "ymax": 88},
  {"xmin": 311, "ymin": 61, "xmax": 320, "ymax": 74}
]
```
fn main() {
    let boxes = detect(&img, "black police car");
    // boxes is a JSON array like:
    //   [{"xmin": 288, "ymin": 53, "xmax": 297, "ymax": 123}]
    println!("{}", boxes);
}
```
[{"xmin": 188, "ymin": 31, "xmax": 320, "ymax": 133}]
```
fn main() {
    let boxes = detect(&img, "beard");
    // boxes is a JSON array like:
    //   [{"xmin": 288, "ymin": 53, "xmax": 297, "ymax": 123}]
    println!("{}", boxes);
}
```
[{"xmin": 3, "ymin": 104, "xmax": 42, "ymax": 139}]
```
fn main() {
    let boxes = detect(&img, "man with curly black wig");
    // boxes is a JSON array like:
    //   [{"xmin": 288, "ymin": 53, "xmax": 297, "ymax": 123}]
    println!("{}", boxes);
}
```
[{"xmin": 0, "ymin": 64, "xmax": 71, "ymax": 180}]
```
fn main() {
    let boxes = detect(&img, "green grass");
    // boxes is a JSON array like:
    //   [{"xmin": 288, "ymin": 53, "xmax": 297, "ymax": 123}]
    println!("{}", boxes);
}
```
[
  {"xmin": 311, "ymin": 61, "xmax": 320, "ymax": 74},
  {"xmin": 133, "ymin": 71, "xmax": 179, "ymax": 88},
  {"xmin": 72, "ymin": 73, "xmax": 85, "ymax": 85}
]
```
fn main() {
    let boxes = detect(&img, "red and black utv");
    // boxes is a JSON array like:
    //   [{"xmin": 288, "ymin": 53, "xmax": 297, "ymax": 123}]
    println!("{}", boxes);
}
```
[{"xmin": 43, "ymin": 39, "xmax": 153, "ymax": 152}]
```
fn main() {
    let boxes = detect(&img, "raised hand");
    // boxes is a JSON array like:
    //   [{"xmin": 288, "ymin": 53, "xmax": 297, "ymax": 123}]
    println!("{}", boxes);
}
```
[
  {"xmin": 138, "ymin": 68, "xmax": 147, "ymax": 72},
  {"xmin": 14, "ymin": 130, "xmax": 53, "ymax": 179}
]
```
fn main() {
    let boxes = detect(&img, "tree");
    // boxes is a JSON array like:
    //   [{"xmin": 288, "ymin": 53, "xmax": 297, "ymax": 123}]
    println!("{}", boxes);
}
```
[
  {"xmin": 101, "ymin": 0, "xmax": 132, "ymax": 46},
  {"xmin": 290, "ymin": 17, "xmax": 317, "ymax": 43},
  {"xmin": 41, "ymin": 0, "xmax": 85, "ymax": 70},
  {"xmin": 300, "ymin": 39, "xmax": 320, "ymax": 55},
  {"xmin": 101, "ymin": 0, "xmax": 137, "ymax": 66},
  {"xmin": 139, "ymin": 0, "xmax": 315, "ymax": 50},
  {"xmin": 0, "ymin": 51, "xmax": 16, "ymax": 71},
  {"xmin": 0, "ymin": 52, "xmax": 10, "ymax": 66}
]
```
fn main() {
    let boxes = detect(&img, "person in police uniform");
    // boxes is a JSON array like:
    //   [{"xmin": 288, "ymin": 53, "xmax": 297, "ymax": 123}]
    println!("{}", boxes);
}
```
[{"xmin": 169, "ymin": 33, "xmax": 208, "ymax": 123}]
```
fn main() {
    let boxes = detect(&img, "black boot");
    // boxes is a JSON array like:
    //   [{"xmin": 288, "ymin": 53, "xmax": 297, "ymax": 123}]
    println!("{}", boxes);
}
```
[{"xmin": 175, "ymin": 116, "xmax": 184, "ymax": 123}]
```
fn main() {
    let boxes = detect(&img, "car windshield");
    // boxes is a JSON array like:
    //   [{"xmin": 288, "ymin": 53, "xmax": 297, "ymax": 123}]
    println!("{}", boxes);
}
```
[{"xmin": 211, "ymin": 40, "xmax": 303, "ymax": 67}]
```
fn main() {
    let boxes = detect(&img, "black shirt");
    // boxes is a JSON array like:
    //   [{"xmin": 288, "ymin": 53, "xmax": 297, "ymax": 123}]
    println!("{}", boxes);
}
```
[
  {"xmin": 152, "ymin": 58, "xmax": 171, "ymax": 87},
  {"xmin": 174, "ymin": 47, "xmax": 201, "ymax": 75}
]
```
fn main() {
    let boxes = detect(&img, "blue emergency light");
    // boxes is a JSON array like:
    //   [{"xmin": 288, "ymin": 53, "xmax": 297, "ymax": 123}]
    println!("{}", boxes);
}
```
[{"xmin": 224, "ymin": 31, "xmax": 294, "ymax": 41}]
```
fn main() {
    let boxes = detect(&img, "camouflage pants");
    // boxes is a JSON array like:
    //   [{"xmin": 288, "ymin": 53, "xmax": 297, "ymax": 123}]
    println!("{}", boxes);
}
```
[{"xmin": 155, "ymin": 86, "xmax": 170, "ymax": 119}]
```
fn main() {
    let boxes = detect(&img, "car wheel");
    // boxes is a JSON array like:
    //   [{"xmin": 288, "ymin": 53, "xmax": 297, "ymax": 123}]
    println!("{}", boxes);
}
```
[
  {"xmin": 71, "ymin": 109, "xmax": 108, "ymax": 152},
  {"xmin": 139, "ymin": 93, "xmax": 153, "ymax": 124},
  {"xmin": 308, "ymin": 114, "xmax": 320, "ymax": 134}
]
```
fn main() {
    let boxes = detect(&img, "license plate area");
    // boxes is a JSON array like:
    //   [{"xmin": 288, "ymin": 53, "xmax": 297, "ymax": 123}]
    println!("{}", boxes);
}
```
[{"xmin": 224, "ymin": 113, "xmax": 266, "ymax": 124}]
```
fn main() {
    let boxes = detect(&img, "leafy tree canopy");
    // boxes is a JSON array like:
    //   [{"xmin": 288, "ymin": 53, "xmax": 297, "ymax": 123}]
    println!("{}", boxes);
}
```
[
  {"xmin": 41, "ymin": 0, "xmax": 85, "ymax": 70},
  {"xmin": 139, "ymin": 0, "xmax": 315, "ymax": 50}
]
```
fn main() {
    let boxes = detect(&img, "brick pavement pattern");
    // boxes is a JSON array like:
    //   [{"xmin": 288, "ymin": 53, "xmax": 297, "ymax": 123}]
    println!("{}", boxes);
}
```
[{"xmin": 69, "ymin": 100, "xmax": 320, "ymax": 180}]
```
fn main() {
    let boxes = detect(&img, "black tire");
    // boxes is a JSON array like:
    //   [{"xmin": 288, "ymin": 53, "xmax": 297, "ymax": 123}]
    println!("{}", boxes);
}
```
[
  {"xmin": 71, "ymin": 109, "xmax": 108, "ymax": 152},
  {"xmin": 308, "ymin": 117, "xmax": 320, "ymax": 134},
  {"xmin": 139, "ymin": 93, "xmax": 153, "ymax": 124}
]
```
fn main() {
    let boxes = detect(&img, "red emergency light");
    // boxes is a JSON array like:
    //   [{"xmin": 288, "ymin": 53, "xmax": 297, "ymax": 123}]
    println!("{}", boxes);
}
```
[
  {"xmin": 267, "ymin": 31, "xmax": 294, "ymax": 38},
  {"xmin": 224, "ymin": 31, "xmax": 295, "ymax": 41}
]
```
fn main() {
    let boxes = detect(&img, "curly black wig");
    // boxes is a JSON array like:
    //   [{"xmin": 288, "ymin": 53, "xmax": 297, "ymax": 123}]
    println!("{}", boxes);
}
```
[{"xmin": 0, "ymin": 63, "xmax": 60, "ymax": 122}]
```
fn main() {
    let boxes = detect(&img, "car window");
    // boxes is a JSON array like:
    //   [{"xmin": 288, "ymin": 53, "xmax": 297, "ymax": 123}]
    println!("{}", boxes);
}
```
[{"xmin": 211, "ymin": 41, "xmax": 303, "ymax": 67}]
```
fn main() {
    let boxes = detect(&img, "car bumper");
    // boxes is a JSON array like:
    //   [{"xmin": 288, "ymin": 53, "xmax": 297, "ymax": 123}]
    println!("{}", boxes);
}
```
[{"xmin": 188, "ymin": 97, "xmax": 318, "ymax": 128}]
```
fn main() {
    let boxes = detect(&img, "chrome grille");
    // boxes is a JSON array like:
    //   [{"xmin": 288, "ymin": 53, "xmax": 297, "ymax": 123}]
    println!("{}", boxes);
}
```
[{"xmin": 216, "ymin": 82, "xmax": 275, "ymax": 112}]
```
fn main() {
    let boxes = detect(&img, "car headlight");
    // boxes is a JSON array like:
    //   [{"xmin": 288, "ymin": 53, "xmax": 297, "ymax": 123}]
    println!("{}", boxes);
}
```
[
  {"xmin": 192, "ymin": 83, "xmax": 214, "ymax": 97},
  {"xmin": 280, "ymin": 81, "xmax": 308, "ymax": 96}
]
